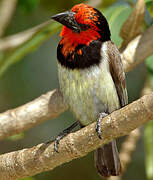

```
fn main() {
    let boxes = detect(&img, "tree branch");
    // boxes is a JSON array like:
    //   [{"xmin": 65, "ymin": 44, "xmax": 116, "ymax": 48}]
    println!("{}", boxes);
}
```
[
  {"xmin": 0, "ymin": 20, "xmax": 58, "ymax": 51},
  {"xmin": 108, "ymin": 76, "xmax": 153, "ymax": 180},
  {"xmin": 0, "ymin": 2, "xmax": 152, "ymax": 179},
  {"xmin": 0, "ymin": 93, "xmax": 153, "ymax": 180},
  {"xmin": 0, "ymin": 0, "xmax": 17, "ymax": 37},
  {"xmin": 120, "ymin": 0, "xmax": 145, "ymax": 48},
  {"xmin": 121, "ymin": 24, "xmax": 153, "ymax": 72},
  {"xmin": 0, "ymin": 89, "xmax": 67, "ymax": 140},
  {"xmin": 0, "ymin": 24, "xmax": 152, "ymax": 141}
]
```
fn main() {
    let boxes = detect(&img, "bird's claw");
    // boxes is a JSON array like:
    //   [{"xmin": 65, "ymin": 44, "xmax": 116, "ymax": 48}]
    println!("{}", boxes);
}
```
[
  {"xmin": 54, "ymin": 137, "xmax": 60, "ymax": 153},
  {"xmin": 96, "ymin": 112, "xmax": 108, "ymax": 139},
  {"xmin": 53, "ymin": 121, "xmax": 79, "ymax": 153}
]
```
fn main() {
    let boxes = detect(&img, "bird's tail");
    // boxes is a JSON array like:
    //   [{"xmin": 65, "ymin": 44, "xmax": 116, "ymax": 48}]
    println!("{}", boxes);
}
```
[{"xmin": 94, "ymin": 140, "xmax": 121, "ymax": 177}]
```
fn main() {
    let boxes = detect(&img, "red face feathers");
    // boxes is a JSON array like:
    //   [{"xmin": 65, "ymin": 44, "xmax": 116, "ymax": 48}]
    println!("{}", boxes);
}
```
[
  {"xmin": 60, "ymin": 4, "xmax": 101, "ymax": 46},
  {"xmin": 51, "ymin": 3, "xmax": 111, "ymax": 69}
]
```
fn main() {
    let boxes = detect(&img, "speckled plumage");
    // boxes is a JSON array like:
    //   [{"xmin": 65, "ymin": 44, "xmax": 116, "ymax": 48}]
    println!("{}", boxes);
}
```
[
  {"xmin": 52, "ymin": 3, "xmax": 128, "ymax": 177},
  {"xmin": 58, "ymin": 42, "xmax": 120, "ymax": 126}
]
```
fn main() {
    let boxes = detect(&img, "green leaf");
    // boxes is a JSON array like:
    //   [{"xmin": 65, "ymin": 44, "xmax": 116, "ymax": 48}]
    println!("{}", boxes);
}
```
[
  {"xmin": 0, "ymin": 21, "xmax": 60, "ymax": 77},
  {"xmin": 144, "ymin": 120, "xmax": 153, "ymax": 180},
  {"xmin": 103, "ymin": 3, "xmax": 132, "ymax": 46}
]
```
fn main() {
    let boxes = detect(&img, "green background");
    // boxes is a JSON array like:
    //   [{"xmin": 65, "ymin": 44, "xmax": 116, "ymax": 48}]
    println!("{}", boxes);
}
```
[{"xmin": 0, "ymin": 0, "xmax": 152, "ymax": 179}]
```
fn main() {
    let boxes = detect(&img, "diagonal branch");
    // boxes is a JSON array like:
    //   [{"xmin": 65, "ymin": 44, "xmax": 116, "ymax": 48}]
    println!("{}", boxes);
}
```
[
  {"xmin": 107, "ymin": 77, "xmax": 153, "ymax": 180},
  {"xmin": 120, "ymin": 0, "xmax": 145, "ymax": 48},
  {"xmin": 121, "ymin": 24, "xmax": 153, "ymax": 72},
  {"xmin": 0, "ymin": 20, "xmax": 59, "ymax": 51},
  {"xmin": 0, "ymin": 24, "xmax": 152, "ymax": 141},
  {"xmin": 0, "ymin": 0, "xmax": 17, "ymax": 37},
  {"xmin": 0, "ymin": 89, "xmax": 67, "ymax": 140},
  {"xmin": 0, "ymin": 92, "xmax": 153, "ymax": 180}
]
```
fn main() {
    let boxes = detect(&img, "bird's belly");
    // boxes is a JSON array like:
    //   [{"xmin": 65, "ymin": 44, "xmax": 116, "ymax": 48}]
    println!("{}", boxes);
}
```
[{"xmin": 58, "ymin": 62, "xmax": 120, "ymax": 126}]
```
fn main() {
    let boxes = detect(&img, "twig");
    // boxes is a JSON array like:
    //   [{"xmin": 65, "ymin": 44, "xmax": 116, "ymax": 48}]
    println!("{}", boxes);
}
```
[
  {"xmin": 0, "ymin": 24, "xmax": 152, "ymax": 141},
  {"xmin": 108, "ymin": 128, "xmax": 141, "ymax": 180},
  {"xmin": 122, "ymin": 24, "xmax": 153, "ymax": 72},
  {"xmin": 0, "ymin": 2, "xmax": 151, "ymax": 179},
  {"xmin": 120, "ymin": 0, "xmax": 145, "ymax": 48},
  {"xmin": 121, "ymin": 130, "xmax": 141, "ymax": 170},
  {"xmin": 0, "ymin": 89, "xmax": 67, "ymax": 140},
  {"xmin": 0, "ymin": 20, "xmax": 56, "ymax": 51},
  {"xmin": 0, "ymin": 92, "xmax": 153, "ymax": 180},
  {"xmin": 0, "ymin": 24, "xmax": 153, "ymax": 73},
  {"xmin": 0, "ymin": 0, "xmax": 17, "ymax": 37},
  {"xmin": 108, "ymin": 76, "xmax": 153, "ymax": 180}
]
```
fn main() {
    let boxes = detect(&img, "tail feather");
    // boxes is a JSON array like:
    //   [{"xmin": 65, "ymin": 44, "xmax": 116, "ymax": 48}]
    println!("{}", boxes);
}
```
[{"xmin": 94, "ymin": 140, "xmax": 121, "ymax": 177}]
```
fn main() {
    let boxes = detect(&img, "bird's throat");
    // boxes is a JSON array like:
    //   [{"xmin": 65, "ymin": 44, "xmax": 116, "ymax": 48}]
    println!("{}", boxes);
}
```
[
  {"xmin": 60, "ymin": 26, "xmax": 101, "ymax": 57},
  {"xmin": 57, "ymin": 39, "xmax": 102, "ymax": 70}
]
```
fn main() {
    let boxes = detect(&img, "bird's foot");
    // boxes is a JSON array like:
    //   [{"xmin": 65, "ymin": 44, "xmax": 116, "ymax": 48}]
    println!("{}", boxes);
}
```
[
  {"xmin": 54, "ymin": 121, "xmax": 79, "ymax": 152},
  {"xmin": 96, "ymin": 112, "xmax": 108, "ymax": 139}
]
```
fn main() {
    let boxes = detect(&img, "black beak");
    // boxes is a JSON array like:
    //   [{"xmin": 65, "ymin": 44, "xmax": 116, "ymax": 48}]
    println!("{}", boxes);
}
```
[{"xmin": 51, "ymin": 11, "xmax": 81, "ymax": 33}]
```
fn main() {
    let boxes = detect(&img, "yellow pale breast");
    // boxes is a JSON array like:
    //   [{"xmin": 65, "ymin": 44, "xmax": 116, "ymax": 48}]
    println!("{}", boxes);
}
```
[{"xmin": 57, "ymin": 58, "xmax": 120, "ymax": 126}]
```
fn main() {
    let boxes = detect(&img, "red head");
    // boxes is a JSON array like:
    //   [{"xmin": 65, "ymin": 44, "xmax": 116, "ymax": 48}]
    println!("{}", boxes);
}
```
[
  {"xmin": 51, "ymin": 3, "xmax": 110, "ymax": 65},
  {"xmin": 60, "ymin": 4, "xmax": 102, "ymax": 46}
]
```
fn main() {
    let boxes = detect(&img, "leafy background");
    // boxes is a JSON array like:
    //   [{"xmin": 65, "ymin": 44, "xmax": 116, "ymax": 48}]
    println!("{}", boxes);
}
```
[{"xmin": 0, "ymin": 0, "xmax": 152, "ymax": 180}]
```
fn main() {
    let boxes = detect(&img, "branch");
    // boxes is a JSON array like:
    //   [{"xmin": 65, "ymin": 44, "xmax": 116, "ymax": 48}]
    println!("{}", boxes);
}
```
[
  {"xmin": 122, "ymin": 24, "xmax": 153, "ymax": 72},
  {"xmin": 120, "ymin": 0, "xmax": 145, "ymax": 47},
  {"xmin": 0, "ymin": 20, "xmax": 59, "ymax": 51},
  {"xmin": 108, "ymin": 129, "xmax": 141, "ymax": 180},
  {"xmin": 108, "ymin": 76, "xmax": 153, "ymax": 180},
  {"xmin": 0, "ymin": 0, "xmax": 17, "ymax": 37},
  {"xmin": 0, "ymin": 93, "xmax": 153, "ymax": 180},
  {"xmin": 0, "ymin": 90, "xmax": 67, "ymax": 140},
  {"xmin": 0, "ymin": 21, "xmax": 60, "ymax": 77},
  {"xmin": 0, "ymin": 24, "xmax": 152, "ymax": 141}
]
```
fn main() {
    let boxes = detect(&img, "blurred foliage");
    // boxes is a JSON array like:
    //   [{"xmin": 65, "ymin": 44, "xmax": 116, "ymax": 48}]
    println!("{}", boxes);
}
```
[
  {"xmin": 145, "ymin": 0, "xmax": 153, "ymax": 17},
  {"xmin": 145, "ymin": 0, "xmax": 153, "ymax": 2},
  {"xmin": 146, "ymin": 56, "xmax": 153, "ymax": 74},
  {"xmin": 0, "ymin": 2, "xmax": 131, "ymax": 78},
  {"xmin": 101, "ymin": 0, "xmax": 117, "ymax": 8},
  {"xmin": 103, "ymin": 3, "xmax": 131, "ymax": 46},
  {"xmin": 7, "ymin": 133, "xmax": 25, "ymax": 141},
  {"xmin": 40, "ymin": 0, "xmax": 83, "ymax": 13},
  {"xmin": 18, "ymin": 0, "xmax": 40, "ymax": 13},
  {"xmin": 144, "ymin": 0, "xmax": 153, "ymax": 171},
  {"xmin": 144, "ymin": 1, "xmax": 153, "ymax": 173},
  {"xmin": 0, "ymin": 0, "xmax": 153, "ymax": 78},
  {"xmin": 144, "ymin": 120, "xmax": 153, "ymax": 180},
  {"xmin": 0, "ymin": 0, "xmax": 152, "ymax": 180},
  {"xmin": 21, "ymin": 177, "xmax": 35, "ymax": 180},
  {"xmin": 0, "ymin": 22, "xmax": 60, "ymax": 77}
]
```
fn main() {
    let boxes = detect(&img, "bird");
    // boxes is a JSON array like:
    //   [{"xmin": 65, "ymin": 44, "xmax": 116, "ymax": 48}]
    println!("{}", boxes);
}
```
[{"xmin": 51, "ymin": 3, "xmax": 128, "ymax": 178}]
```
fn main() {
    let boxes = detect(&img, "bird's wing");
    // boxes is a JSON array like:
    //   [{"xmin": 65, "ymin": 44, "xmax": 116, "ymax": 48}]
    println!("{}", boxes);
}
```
[{"xmin": 107, "ymin": 41, "xmax": 128, "ymax": 107}]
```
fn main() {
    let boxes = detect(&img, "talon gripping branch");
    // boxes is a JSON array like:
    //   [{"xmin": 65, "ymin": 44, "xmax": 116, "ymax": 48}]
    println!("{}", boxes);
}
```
[{"xmin": 52, "ymin": 3, "xmax": 128, "ymax": 177}]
